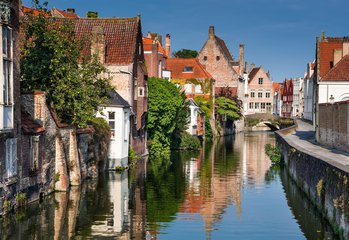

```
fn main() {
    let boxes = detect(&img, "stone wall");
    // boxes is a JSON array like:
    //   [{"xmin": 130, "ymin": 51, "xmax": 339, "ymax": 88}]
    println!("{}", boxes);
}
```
[
  {"xmin": 318, "ymin": 101, "xmax": 349, "ymax": 152},
  {"xmin": 276, "ymin": 130, "xmax": 349, "ymax": 238}
]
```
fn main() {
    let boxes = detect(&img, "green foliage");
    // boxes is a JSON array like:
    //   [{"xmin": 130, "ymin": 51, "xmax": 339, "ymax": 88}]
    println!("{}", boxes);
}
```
[
  {"xmin": 204, "ymin": 117, "xmax": 213, "ymax": 140},
  {"xmin": 215, "ymin": 97, "xmax": 241, "ymax": 121},
  {"xmin": 272, "ymin": 117, "xmax": 295, "ymax": 128},
  {"xmin": 245, "ymin": 118, "xmax": 260, "ymax": 127},
  {"xmin": 147, "ymin": 77, "xmax": 188, "ymax": 155},
  {"xmin": 172, "ymin": 49, "xmax": 198, "ymax": 58},
  {"xmin": 265, "ymin": 143, "xmax": 282, "ymax": 164},
  {"xmin": 15, "ymin": 193, "xmax": 27, "ymax": 208},
  {"xmin": 128, "ymin": 146, "xmax": 138, "ymax": 167},
  {"xmin": 194, "ymin": 95, "xmax": 212, "ymax": 118},
  {"xmin": 172, "ymin": 132, "xmax": 200, "ymax": 150},
  {"xmin": 3, "ymin": 200, "xmax": 11, "ymax": 214},
  {"xmin": 86, "ymin": 11, "xmax": 98, "ymax": 18},
  {"xmin": 88, "ymin": 117, "xmax": 111, "ymax": 143},
  {"xmin": 21, "ymin": 7, "xmax": 112, "ymax": 127}
]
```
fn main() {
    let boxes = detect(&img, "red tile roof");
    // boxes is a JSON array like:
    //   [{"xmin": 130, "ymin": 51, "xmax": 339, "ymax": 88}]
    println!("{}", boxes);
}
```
[
  {"xmin": 53, "ymin": 17, "xmax": 140, "ymax": 65},
  {"xmin": 167, "ymin": 58, "xmax": 213, "ymax": 79},
  {"xmin": 318, "ymin": 41, "xmax": 343, "ymax": 79},
  {"xmin": 51, "ymin": 8, "xmax": 79, "ymax": 18},
  {"xmin": 323, "ymin": 55, "xmax": 349, "ymax": 81},
  {"xmin": 273, "ymin": 82, "xmax": 280, "ymax": 92},
  {"xmin": 21, "ymin": 6, "xmax": 50, "ymax": 17},
  {"xmin": 248, "ymin": 67, "xmax": 260, "ymax": 82},
  {"xmin": 143, "ymin": 37, "xmax": 167, "ymax": 57}
]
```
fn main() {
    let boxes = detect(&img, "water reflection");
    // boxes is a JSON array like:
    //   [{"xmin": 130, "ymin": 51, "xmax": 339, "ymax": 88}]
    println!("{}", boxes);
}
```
[{"xmin": 0, "ymin": 132, "xmax": 337, "ymax": 239}]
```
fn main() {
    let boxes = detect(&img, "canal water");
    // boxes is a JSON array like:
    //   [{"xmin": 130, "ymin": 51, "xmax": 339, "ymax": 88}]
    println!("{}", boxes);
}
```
[{"xmin": 0, "ymin": 132, "xmax": 336, "ymax": 239}]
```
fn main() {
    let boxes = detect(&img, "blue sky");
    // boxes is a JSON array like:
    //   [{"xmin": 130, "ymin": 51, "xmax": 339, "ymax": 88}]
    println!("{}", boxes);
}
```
[{"xmin": 22, "ymin": 0, "xmax": 349, "ymax": 82}]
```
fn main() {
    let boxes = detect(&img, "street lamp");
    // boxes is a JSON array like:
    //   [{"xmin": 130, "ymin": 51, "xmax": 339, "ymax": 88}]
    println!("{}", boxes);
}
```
[{"xmin": 329, "ymin": 95, "xmax": 335, "ymax": 104}]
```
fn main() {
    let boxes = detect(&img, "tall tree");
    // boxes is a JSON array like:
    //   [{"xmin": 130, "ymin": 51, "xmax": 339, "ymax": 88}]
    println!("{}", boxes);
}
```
[
  {"xmin": 21, "ymin": 2, "xmax": 112, "ymax": 127},
  {"xmin": 172, "ymin": 49, "xmax": 198, "ymax": 58}
]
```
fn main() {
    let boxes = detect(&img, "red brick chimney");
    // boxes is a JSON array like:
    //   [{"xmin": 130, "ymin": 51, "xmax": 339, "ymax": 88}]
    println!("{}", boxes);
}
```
[
  {"xmin": 165, "ymin": 34, "xmax": 171, "ymax": 58},
  {"xmin": 209, "ymin": 26, "xmax": 215, "ymax": 38},
  {"xmin": 91, "ymin": 26, "xmax": 105, "ymax": 64},
  {"xmin": 239, "ymin": 44, "xmax": 244, "ymax": 74}
]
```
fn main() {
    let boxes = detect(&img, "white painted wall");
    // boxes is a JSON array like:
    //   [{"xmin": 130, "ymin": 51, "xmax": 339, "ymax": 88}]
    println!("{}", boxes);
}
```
[
  {"xmin": 187, "ymin": 105, "xmax": 199, "ymax": 136},
  {"xmin": 303, "ymin": 77, "xmax": 314, "ymax": 121},
  {"xmin": 318, "ymin": 82, "xmax": 349, "ymax": 104},
  {"xmin": 97, "ymin": 106, "xmax": 130, "ymax": 168}
]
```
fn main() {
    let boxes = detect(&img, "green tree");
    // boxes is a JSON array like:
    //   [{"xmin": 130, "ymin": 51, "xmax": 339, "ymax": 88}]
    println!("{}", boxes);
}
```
[
  {"xmin": 147, "ymin": 78, "xmax": 188, "ymax": 156},
  {"xmin": 21, "ymin": 2, "xmax": 112, "ymax": 127},
  {"xmin": 215, "ymin": 97, "xmax": 241, "ymax": 121},
  {"xmin": 172, "ymin": 49, "xmax": 198, "ymax": 58}
]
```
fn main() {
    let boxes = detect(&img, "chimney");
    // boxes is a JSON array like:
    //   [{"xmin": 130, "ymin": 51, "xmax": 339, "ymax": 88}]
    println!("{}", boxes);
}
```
[
  {"xmin": 333, "ymin": 49, "xmax": 343, "ymax": 66},
  {"xmin": 251, "ymin": 63, "xmax": 255, "ymax": 70},
  {"xmin": 91, "ymin": 26, "xmax": 105, "ymax": 64},
  {"xmin": 67, "ymin": 8, "xmax": 75, "ymax": 14},
  {"xmin": 165, "ymin": 34, "xmax": 171, "ymax": 58},
  {"xmin": 147, "ymin": 32, "xmax": 152, "ymax": 38},
  {"xmin": 239, "ymin": 44, "xmax": 244, "ymax": 74},
  {"xmin": 321, "ymin": 31, "xmax": 325, "ymax": 40},
  {"xmin": 343, "ymin": 42, "xmax": 349, "ymax": 56},
  {"xmin": 86, "ymin": 11, "xmax": 98, "ymax": 18},
  {"xmin": 244, "ymin": 61, "xmax": 249, "ymax": 73},
  {"xmin": 157, "ymin": 35, "xmax": 163, "ymax": 46},
  {"xmin": 209, "ymin": 26, "xmax": 215, "ymax": 38}
]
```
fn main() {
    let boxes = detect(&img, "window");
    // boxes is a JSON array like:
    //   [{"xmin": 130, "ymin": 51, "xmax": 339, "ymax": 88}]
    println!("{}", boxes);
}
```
[
  {"xmin": 1, "ymin": 25, "xmax": 13, "ymax": 129},
  {"xmin": 124, "ymin": 111, "xmax": 128, "ymax": 141},
  {"xmin": 108, "ymin": 112, "xmax": 116, "ymax": 138},
  {"xmin": 30, "ymin": 136, "xmax": 39, "ymax": 172},
  {"xmin": 250, "ymin": 91, "xmax": 255, "ymax": 98},
  {"xmin": 255, "ymin": 102, "xmax": 259, "ymax": 109},
  {"xmin": 203, "ymin": 56, "xmax": 207, "ymax": 61},
  {"xmin": 249, "ymin": 102, "xmax": 254, "ymax": 109},
  {"xmin": 195, "ymin": 84, "xmax": 202, "ymax": 94},
  {"xmin": 138, "ymin": 87, "xmax": 145, "ymax": 97},
  {"xmin": 5, "ymin": 138, "xmax": 17, "ymax": 178},
  {"xmin": 258, "ymin": 78, "xmax": 263, "ymax": 84},
  {"xmin": 216, "ymin": 56, "xmax": 220, "ymax": 61},
  {"xmin": 258, "ymin": 92, "xmax": 263, "ymax": 98},
  {"xmin": 185, "ymin": 83, "xmax": 192, "ymax": 93},
  {"xmin": 158, "ymin": 60, "xmax": 162, "ymax": 77},
  {"xmin": 261, "ymin": 103, "xmax": 266, "ymax": 109},
  {"xmin": 183, "ymin": 66, "xmax": 193, "ymax": 72},
  {"xmin": 133, "ymin": 79, "xmax": 138, "ymax": 100},
  {"xmin": 266, "ymin": 91, "xmax": 271, "ymax": 98}
]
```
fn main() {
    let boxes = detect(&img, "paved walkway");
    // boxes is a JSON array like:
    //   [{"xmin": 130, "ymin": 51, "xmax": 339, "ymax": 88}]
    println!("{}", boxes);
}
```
[{"xmin": 280, "ymin": 119, "xmax": 349, "ymax": 172}]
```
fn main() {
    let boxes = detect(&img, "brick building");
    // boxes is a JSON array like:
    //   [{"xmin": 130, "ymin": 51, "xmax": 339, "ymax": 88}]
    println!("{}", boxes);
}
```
[
  {"xmin": 143, "ymin": 32, "xmax": 169, "ymax": 79},
  {"xmin": 314, "ymin": 35, "xmax": 349, "ymax": 141},
  {"xmin": 281, "ymin": 79, "xmax": 293, "ymax": 118},
  {"xmin": 0, "ymin": 0, "xmax": 21, "ymax": 203},
  {"xmin": 246, "ymin": 66, "xmax": 274, "ymax": 114},
  {"xmin": 57, "ymin": 16, "xmax": 148, "ymax": 156},
  {"xmin": 198, "ymin": 26, "xmax": 244, "ymax": 98}
]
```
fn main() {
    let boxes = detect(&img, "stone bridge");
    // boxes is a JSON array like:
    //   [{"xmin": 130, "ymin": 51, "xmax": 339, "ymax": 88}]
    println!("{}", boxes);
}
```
[{"xmin": 245, "ymin": 113, "xmax": 281, "ymax": 131}]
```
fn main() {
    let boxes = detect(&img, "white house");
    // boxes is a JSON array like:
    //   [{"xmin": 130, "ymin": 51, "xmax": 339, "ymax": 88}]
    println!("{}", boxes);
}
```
[
  {"xmin": 187, "ymin": 99, "xmax": 205, "ymax": 137},
  {"xmin": 303, "ymin": 62, "xmax": 315, "ymax": 122},
  {"xmin": 292, "ymin": 77, "xmax": 304, "ymax": 117},
  {"xmin": 97, "ymin": 91, "xmax": 130, "ymax": 169},
  {"xmin": 318, "ymin": 55, "xmax": 349, "ymax": 104}
]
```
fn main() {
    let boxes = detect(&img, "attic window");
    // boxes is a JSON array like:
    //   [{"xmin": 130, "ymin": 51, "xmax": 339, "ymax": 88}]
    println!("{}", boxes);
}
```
[
  {"xmin": 203, "ymin": 56, "xmax": 207, "ymax": 61},
  {"xmin": 330, "ymin": 61, "xmax": 334, "ymax": 69},
  {"xmin": 183, "ymin": 66, "xmax": 193, "ymax": 72},
  {"xmin": 216, "ymin": 56, "xmax": 220, "ymax": 61}
]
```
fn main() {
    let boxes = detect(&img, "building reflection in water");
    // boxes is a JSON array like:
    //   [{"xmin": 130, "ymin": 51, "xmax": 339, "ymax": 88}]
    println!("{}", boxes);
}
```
[{"xmin": 180, "ymin": 133, "xmax": 275, "ymax": 238}]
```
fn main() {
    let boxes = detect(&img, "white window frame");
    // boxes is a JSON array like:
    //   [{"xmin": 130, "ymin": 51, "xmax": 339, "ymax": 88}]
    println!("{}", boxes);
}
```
[
  {"xmin": 0, "ymin": 24, "xmax": 14, "ymax": 130},
  {"xmin": 5, "ymin": 138, "xmax": 17, "ymax": 178},
  {"xmin": 108, "ymin": 111, "xmax": 116, "ymax": 139}
]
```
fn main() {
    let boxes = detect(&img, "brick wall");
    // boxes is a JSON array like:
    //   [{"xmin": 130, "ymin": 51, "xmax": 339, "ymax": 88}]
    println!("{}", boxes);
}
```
[{"xmin": 318, "ymin": 101, "xmax": 349, "ymax": 152}]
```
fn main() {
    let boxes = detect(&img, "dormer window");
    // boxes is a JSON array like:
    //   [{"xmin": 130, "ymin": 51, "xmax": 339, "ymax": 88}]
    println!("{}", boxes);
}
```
[
  {"xmin": 216, "ymin": 56, "xmax": 220, "ymax": 61},
  {"xmin": 183, "ymin": 66, "xmax": 193, "ymax": 72}
]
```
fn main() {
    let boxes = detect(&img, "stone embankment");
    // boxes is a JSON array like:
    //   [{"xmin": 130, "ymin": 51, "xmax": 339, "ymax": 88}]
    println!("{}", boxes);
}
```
[{"xmin": 276, "ymin": 119, "xmax": 349, "ymax": 239}]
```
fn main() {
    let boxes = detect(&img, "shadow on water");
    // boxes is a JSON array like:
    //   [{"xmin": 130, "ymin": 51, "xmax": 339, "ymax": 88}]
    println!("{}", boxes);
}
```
[{"xmin": 277, "ymin": 165, "xmax": 337, "ymax": 240}]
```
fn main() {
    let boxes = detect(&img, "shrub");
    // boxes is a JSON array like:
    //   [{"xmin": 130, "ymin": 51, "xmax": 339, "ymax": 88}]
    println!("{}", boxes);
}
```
[
  {"xmin": 176, "ymin": 132, "xmax": 200, "ymax": 150},
  {"xmin": 265, "ymin": 143, "xmax": 282, "ymax": 164}
]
